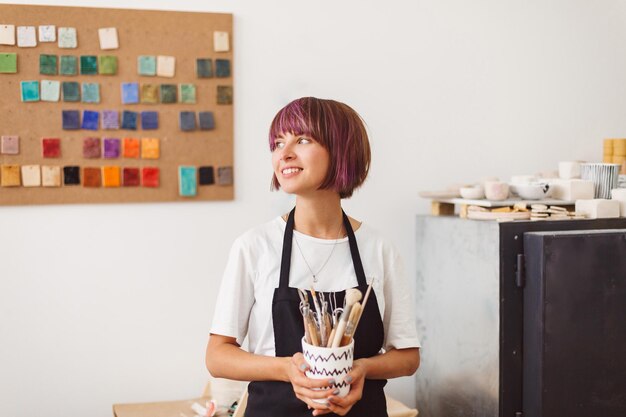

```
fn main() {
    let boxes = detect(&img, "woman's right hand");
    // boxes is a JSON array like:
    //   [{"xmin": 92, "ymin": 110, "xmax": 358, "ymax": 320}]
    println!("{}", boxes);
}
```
[{"xmin": 287, "ymin": 352, "xmax": 338, "ymax": 411}]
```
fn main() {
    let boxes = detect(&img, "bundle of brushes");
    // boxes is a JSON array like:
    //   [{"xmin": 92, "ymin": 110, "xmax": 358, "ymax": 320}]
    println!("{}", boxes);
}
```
[{"xmin": 298, "ymin": 283, "xmax": 373, "ymax": 348}]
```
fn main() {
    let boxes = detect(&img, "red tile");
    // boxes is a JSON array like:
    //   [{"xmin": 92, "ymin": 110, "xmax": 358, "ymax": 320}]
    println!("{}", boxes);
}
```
[
  {"xmin": 142, "ymin": 167, "xmax": 159, "ymax": 187},
  {"xmin": 123, "ymin": 167, "xmax": 140, "ymax": 186},
  {"xmin": 42, "ymin": 138, "xmax": 61, "ymax": 158}
]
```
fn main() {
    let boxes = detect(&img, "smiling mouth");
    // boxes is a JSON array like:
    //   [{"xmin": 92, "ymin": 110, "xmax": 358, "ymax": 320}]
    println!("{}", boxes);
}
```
[{"xmin": 282, "ymin": 168, "xmax": 303, "ymax": 175}]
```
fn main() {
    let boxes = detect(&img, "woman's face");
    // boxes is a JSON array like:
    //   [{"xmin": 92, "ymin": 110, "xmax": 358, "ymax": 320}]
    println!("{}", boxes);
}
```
[{"xmin": 272, "ymin": 132, "xmax": 330, "ymax": 196}]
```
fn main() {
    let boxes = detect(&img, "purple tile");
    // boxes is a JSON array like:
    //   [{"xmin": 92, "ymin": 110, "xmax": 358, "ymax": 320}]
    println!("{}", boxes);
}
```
[
  {"xmin": 141, "ymin": 111, "xmax": 158, "ymax": 130},
  {"xmin": 62, "ymin": 110, "xmax": 80, "ymax": 130},
  {"xmin": 103, "ymin": 138, "xmax": 121, "ymax": 159},
  {"xmin": 102, "ymin": 110, "xmax": 119, "ymax": 129},
  {"xmin": 81, "ymin": 110, "xmax": 99, "ymax": 131}
]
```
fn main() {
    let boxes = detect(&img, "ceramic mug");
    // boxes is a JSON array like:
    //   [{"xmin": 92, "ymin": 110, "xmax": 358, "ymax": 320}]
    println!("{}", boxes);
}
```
[
  {"xmin": 484, "ymin": 181, "xmax": 509, "ymax": 201},
  {"xmin": 302, "ymin": 337, "xmax": 354, "ymax": 404}
]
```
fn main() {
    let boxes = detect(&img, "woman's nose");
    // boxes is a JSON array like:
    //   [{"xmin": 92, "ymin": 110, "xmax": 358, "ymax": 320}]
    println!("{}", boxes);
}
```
[{"xmin": 280, "ymin": 145, "xmax": 296, "ymax": 161}]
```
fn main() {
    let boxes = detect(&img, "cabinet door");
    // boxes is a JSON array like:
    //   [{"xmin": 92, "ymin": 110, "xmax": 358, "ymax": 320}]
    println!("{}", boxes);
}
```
[{"xmin": 523, "ymin": 230, "xmax": 626, "ymax": 417}]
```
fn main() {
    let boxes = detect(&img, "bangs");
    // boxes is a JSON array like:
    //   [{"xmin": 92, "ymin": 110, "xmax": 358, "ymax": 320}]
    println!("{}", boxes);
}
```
[{"xmin": 268, "ymin": 100, "xmax": 316, "ymax": 151}]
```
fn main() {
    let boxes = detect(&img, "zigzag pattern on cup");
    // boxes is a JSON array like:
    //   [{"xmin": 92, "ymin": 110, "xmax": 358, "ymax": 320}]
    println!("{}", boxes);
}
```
[
  {"xmin": 303, "ymin": 350, "xmax": 353, "ymax": 363},
  {"xmin": 307, "ymin": 366, "xmax": 352, "ymax": 377}
]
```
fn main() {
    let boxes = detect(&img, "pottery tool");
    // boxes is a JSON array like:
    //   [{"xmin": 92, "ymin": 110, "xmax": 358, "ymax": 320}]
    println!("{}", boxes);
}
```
[
  {"xmin": 310, "ymin": 287, "xmax": 326, "ymax": 346},
  {"xmin": 349, "ymin": 280, "xmax": 374, "ymax": 342},
  {"xmin": 331, "ymin": 288, "xmax": 362, "ymax": 348},
  {"xmin": 340, "ymin": 301, "xmax": 361, "ymax": 346},
  {"xmin": 298, "ymin": 289, "xmax": 312, "ymax": 344}
]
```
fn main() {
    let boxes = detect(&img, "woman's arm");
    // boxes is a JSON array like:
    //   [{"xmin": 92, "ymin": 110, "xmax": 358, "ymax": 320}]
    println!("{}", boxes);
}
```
[{"xmin": 359, "ymin": 347, "xmax": 420, "ymax": 379}]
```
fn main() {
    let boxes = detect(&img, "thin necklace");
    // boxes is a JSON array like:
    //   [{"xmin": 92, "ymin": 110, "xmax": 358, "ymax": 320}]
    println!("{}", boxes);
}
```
[{"xmin": 293, "ymin": 220, "xmax": 344, "ymax": 284}]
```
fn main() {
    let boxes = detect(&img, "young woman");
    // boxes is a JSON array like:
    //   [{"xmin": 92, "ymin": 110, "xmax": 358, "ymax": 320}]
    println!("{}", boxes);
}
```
[{"xmin": 206, "ymin": 97, "xmax": 420, "ymax": 417}]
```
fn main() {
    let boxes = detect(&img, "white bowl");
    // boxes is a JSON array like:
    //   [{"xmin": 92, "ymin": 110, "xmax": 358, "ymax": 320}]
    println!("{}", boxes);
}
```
[
  {"xmin": 515, "ymin": 183, "xmax": 552, "ymax": 200},
  {"xmin": 459, "ymin": 186, "xmax": 485, "ymax": 199},
  {"xmin": 484, "ymin": 181, "xmax": 509, "ymax": 201}
]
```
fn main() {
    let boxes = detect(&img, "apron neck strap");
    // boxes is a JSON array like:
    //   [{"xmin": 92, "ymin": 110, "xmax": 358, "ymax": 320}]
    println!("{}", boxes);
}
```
[{"xmin": 279, "ymin": 208, "xmax": 367, "ymax": 289}]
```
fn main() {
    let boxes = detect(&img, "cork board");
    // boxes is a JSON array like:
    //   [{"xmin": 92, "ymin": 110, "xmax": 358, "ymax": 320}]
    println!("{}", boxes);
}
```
[{"xmin": 0, "ymin": 4, "xmax": 234, "ymax": 205}]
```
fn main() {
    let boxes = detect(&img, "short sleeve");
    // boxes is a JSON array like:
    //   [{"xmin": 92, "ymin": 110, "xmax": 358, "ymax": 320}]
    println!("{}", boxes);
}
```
[
  {"xmin": 382, "ymin": 244, "xmax": 421, "ymax": 350},
  {"xmin": 210, "ymin": 236, "xmax": 256, "ymax": 346}
]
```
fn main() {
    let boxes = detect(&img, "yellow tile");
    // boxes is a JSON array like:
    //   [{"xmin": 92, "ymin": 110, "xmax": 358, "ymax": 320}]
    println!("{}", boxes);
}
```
[
  {"xmin": 102, "ymin": 166, "xmax": 121, "ymax": 187},
  {"xmin": 141, "ymin": 138, "xmax": 160, "ymax": 159},
  {"xmin": 1, "ymin": 164, "xmax": 21, "ymax": 187},
  {"xmin": 140, "ymin": 84, "xmax": 159, "ymax": 104}
]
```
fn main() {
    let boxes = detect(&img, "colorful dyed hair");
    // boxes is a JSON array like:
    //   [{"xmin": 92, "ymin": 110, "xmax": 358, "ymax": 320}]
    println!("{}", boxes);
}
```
[{"xmin": 269, "ymin": 97, "xmax": 371, "ymax": 199}]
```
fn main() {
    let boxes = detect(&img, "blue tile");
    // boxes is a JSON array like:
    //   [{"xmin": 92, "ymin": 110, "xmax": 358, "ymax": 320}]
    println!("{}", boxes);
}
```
[
  {"xmin": 121, "ymin": 82, "xmax": 139, "ymax": 104},
  {"xmin": 199, "ymin": 111, "xmax": 215, "ymax": 130},
  {"xmin": 141, "ymin": 111, "xmax": 158, "ymax": 130},
  {"xmin": 178, "ymin": 166, "xmax": 197, "ymax": 197},
  {"xmin": 62, "ymin": 110, "xmax": 80, "ymax": 130},
  {"xmin": 121, "ymin": 110, "xmax": 138, "ymax": 130},
  {"xmin": 82, "ymin": 110, "xmax": 99, "ymax": 130},
  {"xmin": 179, "ymin": 111, "xmax": 196, "ymax": 131},
  {"xmin": 215, "ymin": 59, "xmax": 231, "ymax": 77}
]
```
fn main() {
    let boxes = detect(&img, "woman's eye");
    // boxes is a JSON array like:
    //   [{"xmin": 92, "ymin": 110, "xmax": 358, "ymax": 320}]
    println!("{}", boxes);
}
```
[
  {"xmin": 298, "ymin": 137, "xmax": 311, "ymax": 144},
  {"xmin": 274, "ymin": 142, "xmax": 285, "ymax": 149}
]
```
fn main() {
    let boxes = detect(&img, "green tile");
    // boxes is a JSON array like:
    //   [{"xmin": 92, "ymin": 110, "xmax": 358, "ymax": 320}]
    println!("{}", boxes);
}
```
[
  {"xmin": 179, "ymin": 84, "xmax": 196, "ymax": 104},
  {"xmin": 0, "ymin": 53, "xmax": 17, "ymax": 73},
  {"xmin": 62, "ymin": 82, "xmax": 80, "ymax": 102},
  {"xmin": 137, "ymin": 55, "xmax": 156, "ymax": 76},
  {"xmin": 98, "ymin": 55, "xmax": 117, "ymax": 75},
  {"xmin": 39, "ymin": 54, "xmax": 57, "ymax": 75},
  {"xmin": 82, "ymin": 82, "xmax": 100, "ymax": 103},
  {"xmin": 20, "ymin": 81, "xmax": 40, "ymax": 102},
  {"xmin": 196, "ymin": 58, "xmax": 212, "ymax": 78},
  {"xmin": 80, "ymin": 55, "xmax": 98, "ymax": 75},
  {"xmin": 160, "ymin": 84, "xmax": 177, "ymax": 103},
  {"xmin": 60, "ymin": 56, "xmax": 77, "ymax": 76}
]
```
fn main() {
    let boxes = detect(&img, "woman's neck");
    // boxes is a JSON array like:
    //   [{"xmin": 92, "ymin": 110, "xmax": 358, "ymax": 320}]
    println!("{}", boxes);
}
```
[{"xmin": 293, "ymin": 192, "xmax": 344, "ymax": 239}]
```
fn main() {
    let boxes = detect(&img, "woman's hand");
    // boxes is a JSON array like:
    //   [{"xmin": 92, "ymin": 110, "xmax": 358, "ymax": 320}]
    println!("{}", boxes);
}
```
[
  {"xmin": 287, "ymin": 352, "xmax": 336, "ymax": 412},
  {"xmin": 312, "ymin": 358, "xmax": 368, "ymax": 416}
]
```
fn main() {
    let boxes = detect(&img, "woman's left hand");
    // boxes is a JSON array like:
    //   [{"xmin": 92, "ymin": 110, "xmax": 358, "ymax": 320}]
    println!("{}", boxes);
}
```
[{"xmin": 312, "ymin": 359, "xmax": 368, "ymax": 416}]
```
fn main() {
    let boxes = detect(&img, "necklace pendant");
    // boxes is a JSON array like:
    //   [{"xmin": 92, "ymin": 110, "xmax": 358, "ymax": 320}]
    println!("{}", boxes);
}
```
[{"xmin": 312, "ymin": 274, "xmax": 318, "ymax": 283}]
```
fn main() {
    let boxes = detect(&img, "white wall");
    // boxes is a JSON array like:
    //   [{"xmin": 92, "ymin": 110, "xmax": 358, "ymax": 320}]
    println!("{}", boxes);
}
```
[{"xmin": 0, "ymin": 0, "xmax": 620, "ymax": 416}]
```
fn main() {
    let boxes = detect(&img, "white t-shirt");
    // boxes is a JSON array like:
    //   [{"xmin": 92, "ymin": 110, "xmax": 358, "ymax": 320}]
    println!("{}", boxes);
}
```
[{"xmin": 210, "ymin": 217, "xmax": 421, "ymax": 357}]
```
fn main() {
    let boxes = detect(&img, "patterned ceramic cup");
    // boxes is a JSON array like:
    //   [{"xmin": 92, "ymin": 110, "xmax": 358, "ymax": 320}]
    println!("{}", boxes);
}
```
[{"xmin": 301, "ymin": 337, "xmax": 354, "ymax": 404}]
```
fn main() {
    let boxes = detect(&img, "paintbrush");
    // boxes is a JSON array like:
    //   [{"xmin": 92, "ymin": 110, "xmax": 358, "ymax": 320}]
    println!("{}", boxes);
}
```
[
  {"xmin": 330, "ymin": 288, "xmax": 362, "ymax": 348},
  {"xmin": 350, "ymin": 280, "xmax": 373, "ymax": 340},
  {"xmin": 340, "ymin": 301, "xmax": 361, "ymax": 346}
]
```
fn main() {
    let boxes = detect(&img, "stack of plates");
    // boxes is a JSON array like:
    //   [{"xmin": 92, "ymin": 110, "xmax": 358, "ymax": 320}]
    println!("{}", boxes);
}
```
[
  {"xmin": 530, "ymin": 204, "xmax": 585, "ymax": 220},
  {"xmin": 619, "ymin": 175, "xmax": 626, "ymax": 189},
  {"xmin": 580, "ymin": 163, "xmax": 621, "ymax": 199}
]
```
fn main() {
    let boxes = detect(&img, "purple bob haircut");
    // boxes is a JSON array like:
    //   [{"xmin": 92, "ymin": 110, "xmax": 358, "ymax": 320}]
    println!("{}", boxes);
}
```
[{"xmin": 269, "ymin": 97, "xmax": 371, "ymax": 199}]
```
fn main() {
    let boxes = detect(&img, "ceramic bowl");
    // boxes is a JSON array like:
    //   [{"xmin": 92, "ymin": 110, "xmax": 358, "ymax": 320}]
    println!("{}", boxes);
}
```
[
  {"xmin": 484, "ymin": 181, "xmax": 509, "ymax": 201},
  {"xmin": 515, "ymin": 183, "xmax": 551, "ymax": 200},
  {"xmin": 459, "ymin": 186, "xmax": 485, "ymax": 199}
]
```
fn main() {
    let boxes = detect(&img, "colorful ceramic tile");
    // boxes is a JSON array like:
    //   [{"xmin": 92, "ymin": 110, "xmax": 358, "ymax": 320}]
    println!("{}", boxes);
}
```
[
  {"xmin": 63, "ymin": 166, "xmax": 80, "ymax": 185},
  {"xmin": 38, "ymin": 25, "xmax": 56, "ymax": 42},
  {"xmin": 156, "ymin": 55, "xmax": 175, "ymax": 77},
  {"xmin": 141, "ymin": 138, "xmax": 159, "ymax": 159},
  {"xmin": 21, "ymin": 165, "xmax": 41, "ymax": 187},
  {"xmin": 140, "ymin": 84, "xmax": 159, "ymax": 104},
  {"xmin": 217, "ymin": 166, "xmax": 233, "ymax": 185},
  {"xmin": 81, "ymin": 110, "xmax": 99, "ymax": 130},
  {"xmin": 103, "ymin": 138, "xmax": 121, "ymax": 158},
  {"xmin": 58, "ymin": 27, "xmax": 77, "ymax": 49},
  {"xmin": 82, "ymin": 83, "xmax": 100, "ymax": 103},
  {"xmin": 141, "ymin": 111, "xmax": 158, "ymax": 130},
  {"xmin": 179, "ymin": 111, "xmax": 196, "ymax": 131},
  {"xmin": 137, "ymin": 55, "xmax": 156, "ymax": 76},
  {"xmin": 17, "ymin": 26, "xmax": 37, "ymax": 47},
  {"xmin": 199, "ymin": 112, "xmax": 215, "ymax": 130},
  {"xmin": 1, "ymin": 135, "xmax": 19, "ymax": 155},
  {"xmin": 42, "ymin": 138, "xmax": 61, "ymax": 158},
  {"xmin": 121, "ymin": 111, "xmax": 138, "ymax": 130},
  {"xmin": 0, "ymin": 53, "xmax": 17, "ymax": 73},
  {"xmin": 102, "ymin": 110, "xmax": 119, "ymax": 129},
  {"xmin": 0, "ymin": 24, "xmax": 15, "ymax": 45},
  {"xmin": 98, "ymin": 55, "xmax": 117, "ymax": 75},
  {"xmin": 39, "ymin": 54, "xmax": 57, "ymax": 75},
  {"xmin": 98, "ymin": 28, "xmax": 118, "ymax": 50},
  {"xmin": 41, "ymin": 80, "xmax": 61, "ymax": 102},
  {"xmin": 198, "ymin": 166, "xmax": 215, "ymax": 185},
  {"xmin": 83, "ymin": 137, "xmax": 101, "ymax": 158},
  {"xmin": 196, "ymin": 58, "xmax": 212, "ymax": 78},
  {"xmin": 215, "ymin": 59, "xmax": 230, "ymax": 78},
  {"xmin": 121, "ymin": 82, "xmax": 139, "ymax": 104},
  {"xmin": 59, "ymin": 55, "xmax": 77, "ymax": 75},
  {"xmin": 142, "ymin": 167, "xmax": 160, "ymax": 187},
  {"xmin": 62, "ymin": 110, "xmax": 80, "ymax": 130},
  {"xmin": 123, "ymin": 138, "xmax": 140, "ymax": 158},
  {"xmin": 213, "ymin": 31, "xmax": 230, "ymax": 52},
  {"xmin": 217, "ymin": 85, "xmax": 233, "ymax": 105},
  {"xmin": 20, "ymin": 81, "xmax": 40, "ymax": 102},
  {"xmin": 123, "ymin": 167, "xmax": 140, "ymax": 186},
  {"xmin": 102, "ymin": 166, "xmax": 121, "ymax": 187},
  {"xmin": 80, "ymin": 55, "xmax": 98, "ymax": 75},
  {"xmin": 83, "ymin": 167, "xmax": 101, "ymax": 187},
  {"xmin": 42, "ymin": 165, "xmax": 61, "ymax": 187},
  {"xmin": 0, "ymin": 165, "xmax": 21, "ymax": 187},
  {"xmin": 160, "ymin": 84, "xmax": 177, "ymax": 103},
  {"xmin": 178, "ymin": 166, "xmax": 197, "ymax": 197},
  {"xmin": 62, "ymin": 82, "xmax": 80, "ymax": 102},
  {"xmin": 179, "ymin": 84, "xmax": 196, "ymax": 103}
]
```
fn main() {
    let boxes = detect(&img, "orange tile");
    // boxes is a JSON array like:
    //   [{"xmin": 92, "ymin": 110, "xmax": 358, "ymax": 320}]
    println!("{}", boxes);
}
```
[
  {"xmin": 83, "ymin": 167, "xmax": 101, "ymax": 187},
  {"xmin": 1, "ymin": 164, "xmax": 21, "ymax": 187},
  {"xmin": 141, "ymin": 138, "xmax": 160, "ymax": 159},
  {"xmin": 102, "ymin": 166, "xmax": 121, "ymax": 187},
  {"xmin": 123, "ymin": 137, "xmax": 140, "ymax": 158}
]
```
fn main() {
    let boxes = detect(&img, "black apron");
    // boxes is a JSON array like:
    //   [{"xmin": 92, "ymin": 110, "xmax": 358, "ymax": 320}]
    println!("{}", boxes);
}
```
[{"xmin": 245, "ymin": 208, "xmax": 388, "ymax": 417}]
